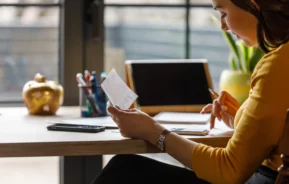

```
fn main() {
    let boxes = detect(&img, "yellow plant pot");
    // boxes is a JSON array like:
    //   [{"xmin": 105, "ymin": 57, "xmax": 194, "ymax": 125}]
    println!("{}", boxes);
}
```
[{"xmin": 219, "ymin": 70, "xmax": 251, "ymax": 104}]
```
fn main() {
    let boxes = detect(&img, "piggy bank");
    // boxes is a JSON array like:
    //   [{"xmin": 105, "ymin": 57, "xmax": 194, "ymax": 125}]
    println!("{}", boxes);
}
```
[{"xmin": 22, "ymin": 73, "xmax": 64, "ymax": 115}]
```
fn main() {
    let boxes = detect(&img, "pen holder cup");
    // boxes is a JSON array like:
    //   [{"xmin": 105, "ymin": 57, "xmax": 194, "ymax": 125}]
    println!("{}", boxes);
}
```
[{"xmin": 78, "ymin": 84, "xmax": 107, "ymax": 117}]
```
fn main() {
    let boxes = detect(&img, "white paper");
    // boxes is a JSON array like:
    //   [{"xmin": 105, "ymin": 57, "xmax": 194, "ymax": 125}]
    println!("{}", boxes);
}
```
[
  {"xmin": 101, "ymin": 68, "xmax": 138, "ymax": 110},
  {"xmin": 154, "ymin": 112, "xmax": 210, "ymax": 124}
]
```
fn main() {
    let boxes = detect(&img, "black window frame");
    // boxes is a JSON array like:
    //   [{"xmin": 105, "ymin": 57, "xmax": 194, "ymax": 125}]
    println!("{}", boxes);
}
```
[
  {"xmin": 104, "ymin": 1, "xmax": 212, "ymax": 59},
  {"xmin": 0, "ymin": 0, "xmax": 63, "ymax": 105},
  {"xmin": 0, "ymin": 0, "xmax": 215, "ymax": 106},
  {"xmin": 0, "ymin": 0, "xmax": 105, "ymax": 106}
]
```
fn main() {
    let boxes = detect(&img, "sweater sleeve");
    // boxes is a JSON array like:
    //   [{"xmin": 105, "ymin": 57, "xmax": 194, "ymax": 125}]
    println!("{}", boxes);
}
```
[{"xmin": 191, "ymin": 48, "xmax": 289, "ymax": 184}]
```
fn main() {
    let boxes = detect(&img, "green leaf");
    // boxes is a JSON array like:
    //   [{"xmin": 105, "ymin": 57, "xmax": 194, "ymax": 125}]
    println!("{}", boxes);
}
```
[
  {"xmin": 249, "ymin": 47, "xmax": 264, "ymax": 72},
  {"xmin": 210, "ymin": 15, "xmax": 241, "ymax": 70},
  {"xmin": 247, "ymin": 46, "xmax": 254, "ymax": 59},
  {"xmin": 246, "ymin": 46, "xmax": 255, "ymax": 72},
  {"xmin": 228, "ymin": 52, "xmax": 238, "ymax": 71},
  {"xmin": 222, "ymin": 31, "xmax": 240, "ymax": 67},
  {"xmin": 210, "ymin": 15, "xmax": 221, "ymax": 27},
  {"xmin": 236, "ymin": 40, "xmax": 248, "ymax": 73}
]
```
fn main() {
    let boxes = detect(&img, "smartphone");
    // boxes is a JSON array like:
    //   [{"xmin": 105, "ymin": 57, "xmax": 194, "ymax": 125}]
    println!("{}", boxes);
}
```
[
  {"xmin": 47, "ymin": 123, "xmax": 105, "ymax": 133},
  {"xmin": 170, "ymin": 128, "xmax": 209, "ymax": 136}
]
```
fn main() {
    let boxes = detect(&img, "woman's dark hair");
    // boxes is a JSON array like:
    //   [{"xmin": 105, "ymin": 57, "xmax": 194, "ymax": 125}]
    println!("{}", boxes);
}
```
[{"xmin": 231, "ymin": 0, "xmax": 289, "ymax": 53}]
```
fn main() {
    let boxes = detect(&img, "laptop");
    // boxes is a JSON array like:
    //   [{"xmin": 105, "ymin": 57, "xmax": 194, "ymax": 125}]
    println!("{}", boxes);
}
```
[{"xmin": 125, "ymin": 59, "xmax": 215, "ymax": 116}]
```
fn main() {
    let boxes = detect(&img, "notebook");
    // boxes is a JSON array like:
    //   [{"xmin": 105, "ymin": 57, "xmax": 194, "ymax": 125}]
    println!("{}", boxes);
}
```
[
  {"xmin": 111, "ymin": 126, "xmax": 210, "ymax": 136},
  {"xmin": 154, "ymin": 112, "xmax": 210, "ymax": 124}
]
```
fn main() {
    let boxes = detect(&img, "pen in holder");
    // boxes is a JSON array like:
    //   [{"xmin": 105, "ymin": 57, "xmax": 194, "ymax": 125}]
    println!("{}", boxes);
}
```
[{"xmin": 78, "ymin": 84, "xmax": 107, "ymax": 117}]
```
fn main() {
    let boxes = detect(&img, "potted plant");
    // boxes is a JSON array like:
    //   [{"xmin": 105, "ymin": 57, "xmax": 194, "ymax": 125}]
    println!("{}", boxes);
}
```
[{"xmin": 212, "ymin": 16, "xmax": 264, "ymax": 104}]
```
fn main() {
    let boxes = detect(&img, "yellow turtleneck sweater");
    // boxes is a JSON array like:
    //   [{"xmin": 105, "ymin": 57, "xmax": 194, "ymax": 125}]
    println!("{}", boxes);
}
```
[{"xmin": 192, "ymin": 42, "xmax": 289, "ymax": 184}]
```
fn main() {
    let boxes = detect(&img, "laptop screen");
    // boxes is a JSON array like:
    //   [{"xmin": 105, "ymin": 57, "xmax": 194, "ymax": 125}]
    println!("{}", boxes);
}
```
[{"xmin": 129, "ymin": 60, "xmax": 213, "ymax": 106}]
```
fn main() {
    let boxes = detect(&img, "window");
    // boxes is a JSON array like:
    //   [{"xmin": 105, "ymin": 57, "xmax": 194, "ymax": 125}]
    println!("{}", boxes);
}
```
[
  {"xmin": 104, "ymin": 0, "xmax": 229, "ymax": 91},
  {"xmin": 0, "ymin": 0, "xmax": 60, "ymax": 103}
]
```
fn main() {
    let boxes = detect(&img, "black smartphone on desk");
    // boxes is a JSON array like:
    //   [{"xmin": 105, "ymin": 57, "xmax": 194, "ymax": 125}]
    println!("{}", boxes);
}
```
[{"xmin": 47, "ymin": 123, "xmax": 105, "ymax": 133}]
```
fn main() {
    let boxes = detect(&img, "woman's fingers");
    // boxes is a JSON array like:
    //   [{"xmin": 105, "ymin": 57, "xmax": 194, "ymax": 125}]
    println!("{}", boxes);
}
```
[
  {"xmin": 218, "ymin": 91, "xmax": 239, "ymax": 117},
  {"xmin": 212, "ymin": 99, "xmax": 222, "ymax": 121},
  {"xmin": 107, "ymin": 106, "xmax": 128, "ymax": 117},
  {"xmin": 202, "ymin": 102, "xmax": 221, "ymax": 129},
  {"xmin": 222, "ymin": 103, "xmax": 238, "ymax": 117},
  {"xmin": 107, "ymin": 106, "xmax": 124, "ymax": 117},
  {"xmin": 210, "ymin": 113, "xmax": 216, "ymax": 130},
  {"xmin": 111, "ymin": 115, "xmax": 119, "ymax": 124},
  {"xmin": 201, "ymin": 104, "xmax": 212, "ymax": 114},
  {"xmin": 218, "ymin": 91, "xmax": 240, "ymax": 108},
  {"xmin": 119, "ymin": 129, "xmax": 129, "ymax": 138},
  {"xmin": 122, "ymin": 108, "xmax": 137, "ymax": 113}
]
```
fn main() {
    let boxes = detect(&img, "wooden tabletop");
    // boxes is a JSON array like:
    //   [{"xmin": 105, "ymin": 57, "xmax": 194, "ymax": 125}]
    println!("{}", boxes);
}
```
[{"xmin": 0, "ymin": 107, "xmax": 233, "ymax": 157}]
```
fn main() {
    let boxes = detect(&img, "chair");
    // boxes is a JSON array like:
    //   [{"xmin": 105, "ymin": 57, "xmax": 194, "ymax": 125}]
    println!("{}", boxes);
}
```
[{"xmin": 275, "ymin": 109, "xmax": 289, "ymax": 184}]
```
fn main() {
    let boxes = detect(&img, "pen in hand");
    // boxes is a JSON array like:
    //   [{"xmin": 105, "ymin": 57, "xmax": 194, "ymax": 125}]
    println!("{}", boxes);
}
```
[
  {"xmin": 208, "ymin": 88, "xmax": 219, "ymax": 98},
  {"xmin": 207, "ymin": 88, "xmax": 240, "ymax": 130},
  {"xmin": 208, "ymin": 88, "xmax": 239, "ymax": 113}
]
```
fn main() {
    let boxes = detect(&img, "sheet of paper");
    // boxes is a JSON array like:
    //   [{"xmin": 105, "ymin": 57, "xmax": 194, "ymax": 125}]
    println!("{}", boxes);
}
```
[
  {"xmin": 154, "ymin": 112, "xmax": 210, "ymax": 124},
  {"xmin": 101, "ymin": 68, "xmax": 138, "ymax": 110}
]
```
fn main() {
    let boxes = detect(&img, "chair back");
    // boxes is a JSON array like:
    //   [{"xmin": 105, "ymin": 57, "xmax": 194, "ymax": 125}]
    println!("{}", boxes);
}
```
[{"xmin": 275, "ymin": 110, "xmax": 289, "ymax": 184}]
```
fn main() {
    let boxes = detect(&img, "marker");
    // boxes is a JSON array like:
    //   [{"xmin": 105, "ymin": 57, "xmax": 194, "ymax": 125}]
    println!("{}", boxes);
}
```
[
  {"xmin": 89, "ymin": 75, "xmax": 96, "ymax": 94},
  {"xmin": 91, "ymin": 71, "xmax": 99, "ymax": 101},
  {"xmin": 84, "ymin": 70, "xmax": 91, "ymax": 85}
]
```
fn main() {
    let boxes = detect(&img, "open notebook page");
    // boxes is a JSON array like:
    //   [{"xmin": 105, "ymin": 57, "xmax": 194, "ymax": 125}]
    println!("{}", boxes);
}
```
[{"xmin": 154, "ymin": 112, "xmax": 210, "ymax": 124}]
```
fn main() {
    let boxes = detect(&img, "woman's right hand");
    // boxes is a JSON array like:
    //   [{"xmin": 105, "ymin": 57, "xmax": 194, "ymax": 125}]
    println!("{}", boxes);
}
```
[{"xmin": 200, "ymin": 91, "xmax": 240, "ymax": 129}]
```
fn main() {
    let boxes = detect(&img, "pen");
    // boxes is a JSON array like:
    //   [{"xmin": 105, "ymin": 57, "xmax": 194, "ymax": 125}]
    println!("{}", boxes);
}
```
[
  {"xmin": 99, "ymin": 72, "xmax": 107, "ymax": 113},
  {"xmin": 91, "ymin": 71, "xmax": 99, "ymax": 102},
  {"xmin": 76, "ymin": 73, "xmax": 90, "ymax": 94},
  {"xmin": 90, "ymin": 75, "xmax": 96, "ymax": 94},
  {"xmin": 208, "ymin": 88, "xmax": 239, "ymax": 112},
  {"xmin": 84, "ymin": 70, "xmax": 91, "ymax": 85},
  {"xmin": 208, "ymin": 88, "xmax": 219, "ymax": 98}
]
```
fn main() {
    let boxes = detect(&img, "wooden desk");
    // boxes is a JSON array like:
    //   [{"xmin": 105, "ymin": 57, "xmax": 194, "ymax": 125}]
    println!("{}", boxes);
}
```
[{"xmin": 0, "ymin": 107, "xmax": 233, "ymax": 184}]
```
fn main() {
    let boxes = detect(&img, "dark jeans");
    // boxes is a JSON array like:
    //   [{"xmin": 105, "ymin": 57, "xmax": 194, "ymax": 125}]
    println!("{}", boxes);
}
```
[
  {"xmin": 91, "ymin": 154, "xmax": 209, "ymax": 184},
  {"xmin": 245, "ymin": 165, "xmax": 278, "ymax": 184},
  {"xmin": 91, "ymin": 154, "xmax": 277, "ymax": 184}
]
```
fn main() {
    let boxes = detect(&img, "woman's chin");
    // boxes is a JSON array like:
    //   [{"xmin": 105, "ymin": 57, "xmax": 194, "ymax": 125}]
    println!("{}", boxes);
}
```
[{"xmin": 241, "ymin": 39, "xmax": 257, "ymax": 47}]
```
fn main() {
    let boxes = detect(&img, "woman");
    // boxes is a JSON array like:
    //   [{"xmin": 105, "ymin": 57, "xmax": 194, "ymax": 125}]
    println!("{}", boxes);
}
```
[{"xmin": 92, "ymin": 0, "xmax": 289, "ymax": 183}]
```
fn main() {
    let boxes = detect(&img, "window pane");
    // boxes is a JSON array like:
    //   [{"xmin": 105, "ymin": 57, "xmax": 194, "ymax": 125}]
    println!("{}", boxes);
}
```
[
  {"xmin": 105, "ymin": 7, "xmax": 186, "ymax": 79},
  {"xmin": 0, "ymin": 0, "xmax": 59, "ymax": 3},
  {"xmin": 0, "ymin": 7, "xmax": 59, "ymax": 102},
  {"xmin": 105, "ymin": 0, "xmax": 185, "ymax": 4},
  {"xmin": 190, "ymin": 8, "xmax": 229, "ymax": 91},
  {"xmin": 190, "ymin": 0, "xmax": 211, "ymax": 4}
]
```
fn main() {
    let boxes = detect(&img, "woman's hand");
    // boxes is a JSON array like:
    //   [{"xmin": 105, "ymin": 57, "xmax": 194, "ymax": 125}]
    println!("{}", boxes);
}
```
[
  {"xmin": 107, "ymin": 103, "xmax": 164, "ymax": 141},
  {"xmin": 200, "ymin": 91, "xmax": 240, "ymax": 129}
]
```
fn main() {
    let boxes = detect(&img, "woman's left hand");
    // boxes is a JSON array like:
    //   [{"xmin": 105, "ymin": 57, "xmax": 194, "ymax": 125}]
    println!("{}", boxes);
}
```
[{"xmin": 107, "ymin": 105, "xmax": 163, "ymax": 140}]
